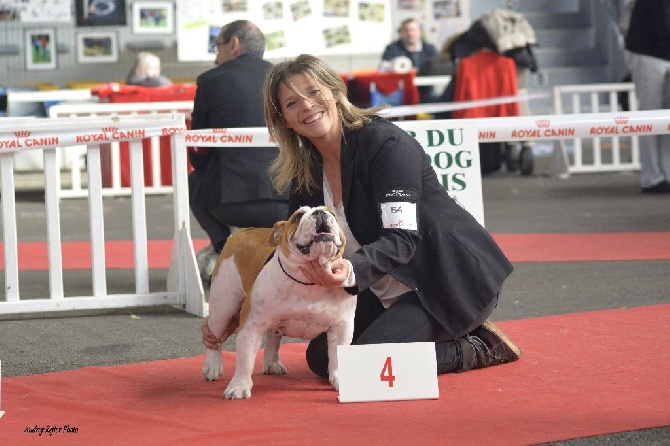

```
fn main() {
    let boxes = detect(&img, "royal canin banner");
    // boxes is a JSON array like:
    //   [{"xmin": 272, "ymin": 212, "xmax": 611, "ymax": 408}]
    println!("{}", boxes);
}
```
[
  {"xmin": 473, "ymin": 110, "xmax": 670, "ymax": 143},
  {"xmin": 0, "ymin": 114, "xmax": 187, "ymax": 153}
]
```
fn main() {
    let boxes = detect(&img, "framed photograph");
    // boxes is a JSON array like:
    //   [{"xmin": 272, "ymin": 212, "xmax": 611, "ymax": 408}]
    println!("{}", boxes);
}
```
[
  {"xmin": 76, "ymin": 0, "xmax": 127, "ymax": 27},
  {"xmin": 132, "ymin": 1, "xmax": 174, "ymax": 34},
  {"xmin": 77, "ymin": 31, "xmax": 119, "ymax": 64},
  {"xmin": 25, "ymin": 29, "xmax": 57, "ymax": 70}
]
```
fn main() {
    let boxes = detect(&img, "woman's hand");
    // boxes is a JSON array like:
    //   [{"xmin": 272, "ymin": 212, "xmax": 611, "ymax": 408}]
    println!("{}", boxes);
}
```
[
  {"xmin": 301, "ymin": 257, "xmax": 351, "ymax": 287},
  {"xmin": 201, "ymin": 315, "xmax": 239, "ymax": 350}
]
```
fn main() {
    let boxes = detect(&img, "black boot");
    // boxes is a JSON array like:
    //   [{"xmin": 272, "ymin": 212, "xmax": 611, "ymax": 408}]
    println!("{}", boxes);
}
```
[{"xmin": 456, "ymin": 320, "xmax": 521, "ymax": 372}]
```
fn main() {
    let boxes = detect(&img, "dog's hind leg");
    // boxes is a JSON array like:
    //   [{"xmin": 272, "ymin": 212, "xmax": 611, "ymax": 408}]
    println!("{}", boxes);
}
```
[
  {"xmin": 262, "ymin": 328, "xmax": 287, "ymax": 375},
  {"xmin": 202, "ymin": 257, "xmax": 246, "ymax": 382}
]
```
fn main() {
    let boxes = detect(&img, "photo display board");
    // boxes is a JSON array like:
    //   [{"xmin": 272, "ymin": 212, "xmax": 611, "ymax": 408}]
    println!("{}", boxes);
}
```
[{"xmin": 176, "ymin": 0, "xmax": 393, "ymax": 61}]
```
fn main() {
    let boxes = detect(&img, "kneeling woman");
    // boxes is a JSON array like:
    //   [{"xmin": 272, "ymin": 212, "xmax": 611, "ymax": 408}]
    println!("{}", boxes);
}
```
[{"xmin": 204, "ymin": 54, "xmax": 521, "ymax": 376}]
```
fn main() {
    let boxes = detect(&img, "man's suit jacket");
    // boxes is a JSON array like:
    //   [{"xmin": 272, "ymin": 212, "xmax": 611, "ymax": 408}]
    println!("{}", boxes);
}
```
[
  {"xmin": 288, "ymin": 118, "xmax": 513, "ymax": 339},
  {"xmin": 189, "ymin": 53, "xmax": 287, "ymax": 209}
]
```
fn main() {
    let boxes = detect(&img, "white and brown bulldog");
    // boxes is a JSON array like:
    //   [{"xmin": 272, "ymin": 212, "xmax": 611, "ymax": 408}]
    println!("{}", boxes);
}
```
[{"xmin": 202, "ymin": 206, "xmax": 356, "ymax": 399}]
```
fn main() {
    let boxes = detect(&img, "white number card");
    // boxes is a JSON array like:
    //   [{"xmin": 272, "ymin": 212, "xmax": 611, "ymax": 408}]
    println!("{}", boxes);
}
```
[{"xmin": 336, "ymin": 342, "xmax": 439, "ymax": 403}]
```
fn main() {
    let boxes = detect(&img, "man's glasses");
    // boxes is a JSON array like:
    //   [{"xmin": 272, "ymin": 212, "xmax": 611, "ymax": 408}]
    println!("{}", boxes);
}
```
[{"xmin": 209, "ymin": 40, "xmax": 225, "ymax": 52}]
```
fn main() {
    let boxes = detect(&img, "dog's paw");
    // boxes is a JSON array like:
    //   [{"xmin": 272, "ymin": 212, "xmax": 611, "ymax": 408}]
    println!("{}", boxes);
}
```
[
  {"xmin": 263, "ymin": 361, "xmax": 287, "ymax": 375},
  {"xmin": 202, "ymin": 349, "xmax": 224, "ymax": 381},
  {"xmin": 223, "ymin": 385, "xmax": 252, "ymax": 399},
  {"xmin": 329, "ymin": 373, "xmax": 340, "ymax": 391}
]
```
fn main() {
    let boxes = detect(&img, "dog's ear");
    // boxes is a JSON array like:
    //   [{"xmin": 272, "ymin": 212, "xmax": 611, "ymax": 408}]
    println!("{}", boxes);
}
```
[
  {"xmin": 269, "ymin": 221, "xmax": 286, "ymax": 247},
  {"xmin": 337, "ymin": 227, "xmax": 346, "ymax": 258}
]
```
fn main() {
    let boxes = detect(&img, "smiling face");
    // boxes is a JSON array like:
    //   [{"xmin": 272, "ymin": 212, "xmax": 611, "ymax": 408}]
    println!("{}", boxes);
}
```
[{"xmin": 277, "ymin": 72, "xmax": 341, "ymax": 144}]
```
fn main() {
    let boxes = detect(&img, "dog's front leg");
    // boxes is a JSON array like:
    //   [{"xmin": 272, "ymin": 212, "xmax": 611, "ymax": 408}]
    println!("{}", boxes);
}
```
[
  {"xmin": 262, "ymin": 328, "xmax": 287, "ymax": 375},
  {"xmin": 223, "ymin": 326, "xmax": 264, "ymax": 399},
  {"xmin": 326, "ymin": 320, "xmax": 355, "ymax": 391}
]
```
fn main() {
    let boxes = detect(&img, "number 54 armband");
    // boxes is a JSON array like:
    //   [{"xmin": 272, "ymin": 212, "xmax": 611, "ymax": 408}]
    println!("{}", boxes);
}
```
[{"xmin": 378, "ymin": 188, "xmax": 418, "ymax": 231}]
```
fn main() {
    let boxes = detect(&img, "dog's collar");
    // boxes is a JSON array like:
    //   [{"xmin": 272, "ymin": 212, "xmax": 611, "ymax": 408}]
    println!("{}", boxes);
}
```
[{"xmin": 277, "ymin": 255, "xmax": 315, "ymax": 286}]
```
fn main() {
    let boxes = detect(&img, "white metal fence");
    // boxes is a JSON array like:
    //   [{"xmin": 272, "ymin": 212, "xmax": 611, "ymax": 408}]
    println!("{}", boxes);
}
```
[
  {"xmin": 2, "ymin": 109, "xmax": 669, "ymax": 319},
  {"xmin": 0, "ymin": 113, "xmax": 204, "ymax": 316},
  {"xmin": 11, "ymin": 82, "xmax": 642, "ymax": 200},
  {"xmin": 48, "ymin": 101, "xmax": 193, "ymax": 198},
  {"xmin": 553, "ymin": 82, "xmax": 639, "ymax": 173}
]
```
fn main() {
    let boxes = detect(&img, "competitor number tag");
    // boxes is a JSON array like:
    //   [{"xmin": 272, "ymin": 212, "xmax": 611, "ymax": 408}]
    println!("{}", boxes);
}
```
[
  {"xmin": 337, "ymin": 342, "xmax": 439, "ymax": 403},
  {"xmin": 380, "ymin": 202, "xmax": 417, "ymax": 230}
]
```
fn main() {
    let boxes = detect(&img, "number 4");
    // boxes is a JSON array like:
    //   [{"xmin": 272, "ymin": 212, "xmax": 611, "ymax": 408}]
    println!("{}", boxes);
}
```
[{"xmin": 380, "ymin": 356, "xmax": 396, "ymax": 387}]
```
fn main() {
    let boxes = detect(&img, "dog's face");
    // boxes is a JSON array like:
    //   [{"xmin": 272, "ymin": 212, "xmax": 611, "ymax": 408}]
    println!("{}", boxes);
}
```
[{"xmin": 271, "ymin": 206, "xmax": 345, "ymax": 265}]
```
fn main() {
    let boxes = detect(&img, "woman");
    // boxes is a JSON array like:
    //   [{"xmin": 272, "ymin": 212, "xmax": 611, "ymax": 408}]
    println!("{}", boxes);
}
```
[
  {"xmin": 203, "ymin": 54, "xmax": 521, "ymax": 376},
  {"xmin": 126, "ymin": 52, "xmax": 172, "ymax": 87}
]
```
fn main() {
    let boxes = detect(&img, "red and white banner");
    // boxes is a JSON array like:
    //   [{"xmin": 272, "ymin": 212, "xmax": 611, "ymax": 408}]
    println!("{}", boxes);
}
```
[{"xmin": 0, "ymin": 114, "xmax": 187, "ymax": 153}]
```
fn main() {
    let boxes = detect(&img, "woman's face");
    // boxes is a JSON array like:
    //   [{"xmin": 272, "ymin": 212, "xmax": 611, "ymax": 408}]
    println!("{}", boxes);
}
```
[{"xmin": 278, "ymin": 72, "xmax": 340, "ymax": 143}]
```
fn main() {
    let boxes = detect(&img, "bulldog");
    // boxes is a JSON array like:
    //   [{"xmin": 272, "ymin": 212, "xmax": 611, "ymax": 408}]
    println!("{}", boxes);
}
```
[{"xmin": 202, "ymin": 206, "xmax": 357, "ymax": 399}]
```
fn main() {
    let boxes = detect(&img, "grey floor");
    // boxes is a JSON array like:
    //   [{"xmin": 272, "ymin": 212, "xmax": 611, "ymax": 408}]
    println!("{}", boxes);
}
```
[{"xmin": 1, "ymin": 161, "xmax": 668, "ymax": 445}]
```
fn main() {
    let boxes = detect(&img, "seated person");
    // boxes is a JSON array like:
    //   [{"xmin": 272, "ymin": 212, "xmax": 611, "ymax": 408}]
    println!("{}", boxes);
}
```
[
  {"xmin": 126, "ymin": 52, "xmax": 172, "ymax": 87},
  {"xmin": 380, "ymin": 18, "xmax": 438, "ymax": 102}
]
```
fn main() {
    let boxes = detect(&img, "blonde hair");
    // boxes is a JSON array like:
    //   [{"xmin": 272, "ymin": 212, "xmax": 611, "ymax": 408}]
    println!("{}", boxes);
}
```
[
  {"xmin": 263, "ymin": 54, "xmax": 384, "ymax": 194},
  {"xmin": 134, "ymin": 51, "xmax": 161, "ymax": 77}
]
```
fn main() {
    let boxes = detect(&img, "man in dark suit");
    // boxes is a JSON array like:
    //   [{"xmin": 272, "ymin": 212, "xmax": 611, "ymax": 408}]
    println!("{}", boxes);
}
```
[{"xmin": 189, "ymin": 20, "xmax": 288, "ymax": 285}]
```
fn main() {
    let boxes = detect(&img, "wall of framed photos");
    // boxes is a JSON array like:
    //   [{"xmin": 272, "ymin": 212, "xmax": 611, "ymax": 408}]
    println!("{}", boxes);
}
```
[{"xmin": 0, "ymin": 0, "xmax": 484, "ymax": 90}]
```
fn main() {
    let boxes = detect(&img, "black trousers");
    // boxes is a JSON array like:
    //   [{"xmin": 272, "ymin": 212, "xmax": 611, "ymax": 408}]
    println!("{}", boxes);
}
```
[
  {"xmin": 305, "ymin": 289, "xmax": 497, "ymax": 376},
  {"xmin": 191, "ymin": 199, "xmax": 288, "ymax": 252}
]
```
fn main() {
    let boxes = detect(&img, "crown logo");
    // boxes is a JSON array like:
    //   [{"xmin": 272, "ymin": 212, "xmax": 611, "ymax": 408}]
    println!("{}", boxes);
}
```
[
  {"xmin": 614, "ymin": 116, "xmax": 628, "ymax": 125},
  {"xmin": 102, "ymin": 127, "xmax": 118, "ymax": 133},
  {"xmin": 212, "ymin": 128, "xmax": 228, "ymax": 133},
  {"xmin": 14, "ymin": 130, "xmax": 30, "ymax": 138},
  {"xmin": 536, "ymin": 119, "xmax": 550, "ymax": 128}
]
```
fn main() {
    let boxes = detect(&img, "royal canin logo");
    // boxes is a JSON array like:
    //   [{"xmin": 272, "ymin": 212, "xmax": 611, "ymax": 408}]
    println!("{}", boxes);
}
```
[
  {"xmin": 14, "ymin": 131, "xmax": 30, "ymax": 138},
  {"xmin": 212, "ymin": 128, "xmax": 228, "ymax": 133},
  {"xmin": 102, "ymin": 127, "xmax": 118, "ymax": 133},
  {"xmin": 614, "ymin": 116, "xmax": 628, "ymax": 125},
  {"xmin": 535, "ymin": 119, "xmax": 550, "ymax": 128}
]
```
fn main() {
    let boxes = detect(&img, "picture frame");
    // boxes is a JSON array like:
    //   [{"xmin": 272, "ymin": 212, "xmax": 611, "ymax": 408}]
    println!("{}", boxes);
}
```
[
  {"xmin": 132, "ymin": 1, "xmax": 174, "ymax": 34},
  {"xmin": 76, "ymin": 0, "xmax": 127, "ymax": 27},
  {"xmin": 25, "ymin": 28, "xmax": 57, "ymax": 71},
  {"xmin": 77, "ymin": 31, "xmax": 119, "ymax": 64}
]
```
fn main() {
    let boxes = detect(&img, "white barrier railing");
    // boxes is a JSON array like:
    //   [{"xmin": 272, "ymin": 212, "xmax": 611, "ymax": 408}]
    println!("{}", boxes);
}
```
[
  {"xmin": 170, "ymin": 109, "xmax": 670, "ymax": 316},
  {"xmin": 0, "ymin": 113, "xmax": 205, "ymax": 316},
  {"xmin": 28, "ymin": 82, "xmax": 647, "ymax": 201},
  {"xmin": 553, "ymin": 83, "xmax": 639, "ymax": 174},
  {"xmin": 2, "ymin": 109, "xmax": 668, "ymax": 318},
  {"xmin": 48, "ymin": 101, "xmax": 193, "ymax": 199}
]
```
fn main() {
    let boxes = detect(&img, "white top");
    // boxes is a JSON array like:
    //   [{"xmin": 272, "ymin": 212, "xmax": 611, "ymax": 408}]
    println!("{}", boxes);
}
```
[{"xmin": 323, "ymin": 175, "xmax": 411, "ymax": 308}]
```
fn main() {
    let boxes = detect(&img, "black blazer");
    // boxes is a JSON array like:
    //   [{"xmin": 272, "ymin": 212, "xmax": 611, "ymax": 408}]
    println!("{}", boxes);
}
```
[
  {"xmin": 189, "ymin": 53, "xmax": 287, "ymax": 208},
  {"xmin": 289, "ymin": 118, "xmax": 513, "ymax": 338}
]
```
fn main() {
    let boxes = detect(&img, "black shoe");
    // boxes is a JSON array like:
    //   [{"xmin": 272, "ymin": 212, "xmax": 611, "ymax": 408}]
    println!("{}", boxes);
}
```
[
  {"xmin": 642, "ymin": 181, "xmax": 670, "ymax": 194},
  {"xmin": 457, "ymin": 320, "xmax": 521, "ymax": 372}
]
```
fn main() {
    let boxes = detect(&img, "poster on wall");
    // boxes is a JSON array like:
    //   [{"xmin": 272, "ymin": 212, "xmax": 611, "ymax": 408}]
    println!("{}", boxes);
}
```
[
  {"xmin": 0, "ymin": 0, "xmax": 71, "ymax": 22},
  {"xmin": 176, "ymin": 0, "xmax": 393, "ymax": 62},
  {"xmin": 77, "ymin": 31, "xmax": 119, "ymax": 64},
  {"xmin": 132, "ymin": 1, "xmax": 174, "ymax": 34},
  {"xmin": 76, "ymin": 0, "xmax": 127, "ymax": 27},
  {"xmin": 25, "ymin": 28, "xmax": 56, "ymax": 71}
]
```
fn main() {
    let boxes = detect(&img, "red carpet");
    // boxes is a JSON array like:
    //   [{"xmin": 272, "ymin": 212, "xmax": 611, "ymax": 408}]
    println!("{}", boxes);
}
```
[
  {"xmin": 2, "ymin": 232, "xmax": 670, "ymax": 270},
  {"xmin": 1, "ymin": 305, "xmax": 669, "ymax": 445}
]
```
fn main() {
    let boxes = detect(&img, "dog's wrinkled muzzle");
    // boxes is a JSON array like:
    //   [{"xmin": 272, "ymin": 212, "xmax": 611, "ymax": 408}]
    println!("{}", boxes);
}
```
[
  {"xmin": 297, "ymin": 233, "xmax": 338, "ymax": 255},
  {"xmin": 295, "ymin": 209, "xmax": 341, "ymax": 255}
]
